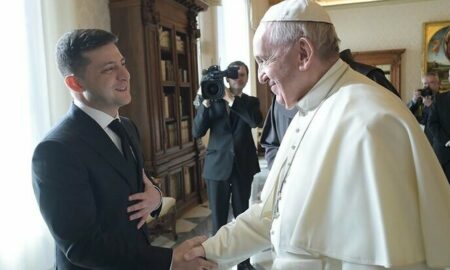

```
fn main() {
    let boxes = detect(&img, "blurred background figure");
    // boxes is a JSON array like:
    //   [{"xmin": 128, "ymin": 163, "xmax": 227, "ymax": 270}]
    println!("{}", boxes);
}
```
[{"xmin": 407, "ymin": 71, "xmax": 440, "ymax": 142}]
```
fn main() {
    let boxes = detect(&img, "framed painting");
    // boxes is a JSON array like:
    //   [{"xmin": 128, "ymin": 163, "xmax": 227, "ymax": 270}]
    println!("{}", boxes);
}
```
[{"xmin": 423, "ymin": 21, "xmax": 450, "ymax": 91}]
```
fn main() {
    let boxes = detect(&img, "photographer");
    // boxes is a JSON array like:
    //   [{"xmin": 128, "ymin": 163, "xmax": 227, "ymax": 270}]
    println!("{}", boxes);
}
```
[
  {"xmin": 407, "ymin": 71, "xmax": 440, "ymax": 142},
  {"xmin": 192, "ymin": 61, "xmax": 262, "ymax": 270}
]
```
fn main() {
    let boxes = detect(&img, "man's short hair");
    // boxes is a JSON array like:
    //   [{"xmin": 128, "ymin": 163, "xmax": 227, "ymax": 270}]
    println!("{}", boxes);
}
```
[
  {"xmin": 228, "ymin": 61, "xmax": 249, "ymax": 75},
  {"xmin": 262, "ymin": 21, "xmax": 340, "ymax": 60},
  {"xmin": 424, "ymin": 71, "xmax": 440, "ymax": 81},
  {"xmin": 56, "ymin": 29, "xmax": 118, "ymax": 77}
]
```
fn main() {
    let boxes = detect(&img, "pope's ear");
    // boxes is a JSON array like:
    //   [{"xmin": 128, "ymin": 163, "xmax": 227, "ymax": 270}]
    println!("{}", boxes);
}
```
[
  {"xmin": 64, "ymin": 75, "xmax": 84, "ymax": 93},
  {"xmin": 297, "ymin": 37, "xmax": 313, "ymax": 71}
]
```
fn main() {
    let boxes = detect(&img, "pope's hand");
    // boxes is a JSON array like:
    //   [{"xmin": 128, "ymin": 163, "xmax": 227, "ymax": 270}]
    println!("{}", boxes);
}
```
[
  {"xmin": 172, "ymin": 236, "xmax": 217, "ymax": 270},
  {"xmin": 184, "ymin": 242, "xmax": 206, "ymax": 261}
]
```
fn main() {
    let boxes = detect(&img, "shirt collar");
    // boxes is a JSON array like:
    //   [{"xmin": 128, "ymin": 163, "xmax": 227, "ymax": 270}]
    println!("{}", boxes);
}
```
[
  {"xmin": 73, "ymin": 99, "xmax": 118, "ymax": 129},
  {"xmin": 295, "ymin": 59, "xmax": 348, "ymax": 115}
]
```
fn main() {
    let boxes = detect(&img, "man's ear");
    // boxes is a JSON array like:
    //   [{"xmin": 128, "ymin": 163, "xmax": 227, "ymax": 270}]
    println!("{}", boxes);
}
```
[
  {"xmin": 297, "ymin": 37, "xmax": 314, "ymax": 71},
  {"xmin": 64, "ymin": 75, "xmax": 84, "ymax": 93}
]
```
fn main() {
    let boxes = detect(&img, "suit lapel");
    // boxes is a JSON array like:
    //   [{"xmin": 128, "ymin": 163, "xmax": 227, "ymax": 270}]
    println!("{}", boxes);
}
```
[{"xmin": 68, "ymin": 105, "xmax": 138, "ymax": 190}]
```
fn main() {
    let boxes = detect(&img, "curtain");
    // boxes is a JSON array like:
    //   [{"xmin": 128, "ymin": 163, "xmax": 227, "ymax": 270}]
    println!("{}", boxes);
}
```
[
  {"xmin": 0, "ymin": 0, "xmax": 55, "ymax": 269},
  {"xmin": 0, "ymin": 0, "xmax": 110, "ymax": 268},
  {"xmin": 217, "ymin": 0, "xmax": 253, "ymax": 95}
]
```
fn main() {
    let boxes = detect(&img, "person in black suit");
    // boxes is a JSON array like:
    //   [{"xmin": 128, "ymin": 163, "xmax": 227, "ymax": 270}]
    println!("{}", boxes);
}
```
[
  {"xmin": 32, "ymin": 29, "xmax": 215, "ymax": 270},
  {"xmin": 407, "ymin": 71, "xmax": 440, "ymax": 143},
  {"xmin": 428, "ymin": 69, "xmax": 450, "ymax": 184},
  {"xmin": 260, "ymin": 48, "xmax": 400, "ymax": 168},
  {"xmin": 192, "ymin": 61, "xmax": 262, "ymax": 270}
]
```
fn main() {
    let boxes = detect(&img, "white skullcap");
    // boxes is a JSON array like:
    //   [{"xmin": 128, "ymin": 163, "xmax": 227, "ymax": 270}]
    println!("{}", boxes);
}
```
[{"xmin": 261, "ymin": 0, "xmax": 331, "ymax": 24}]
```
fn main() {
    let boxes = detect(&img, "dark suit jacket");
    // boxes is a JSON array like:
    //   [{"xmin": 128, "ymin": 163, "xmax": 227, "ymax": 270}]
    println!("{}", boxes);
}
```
[
  {"xmin": 260, "ymin": 96, "xmax": 297, "ymax": 169},
  {"xmin": 32, "ymin": 104, "xmax": 172, "ymax": 270},
  {"xmin": 428, "ymin": 91, "xmax": 450, "ymax": 165},
  {"xmin": 339, "ymin": 49, "xmax": 399, "ymax": 96},
  {"xmin": 193, "ymin": 94, "xmax": 262, "ymax": 181}
]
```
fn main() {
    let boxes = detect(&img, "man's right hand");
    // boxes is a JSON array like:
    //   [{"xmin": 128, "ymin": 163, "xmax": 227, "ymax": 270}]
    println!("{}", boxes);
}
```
[
  {"xmin": 412, "ymin": 89, "xmax": 421, "ymax": 103},
  {"xmin": 171, "ymin": 236, "xmax": 217, "ymax": 270},
  {"xmin": 423, "ymin": 96, "xmax": 433, "ymax": 107},
  {"xmin": 202, "ymin": 99, "xmax": 211, "ymax": 108}
]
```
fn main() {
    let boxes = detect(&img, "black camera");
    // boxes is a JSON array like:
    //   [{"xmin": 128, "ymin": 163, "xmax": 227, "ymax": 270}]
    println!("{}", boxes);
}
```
[
  {"xmin": 200, "ymin": 65, "xmax": 239, "ymax": 100},
  {"xmin": 418, "ymin": 87, "xmax": 433, "ymax": 97}
]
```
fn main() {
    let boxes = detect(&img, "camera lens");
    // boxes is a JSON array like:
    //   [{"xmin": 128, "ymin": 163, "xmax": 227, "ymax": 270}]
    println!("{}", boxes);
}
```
[
  {"xmin": 200, "ymin": 65, "xmax": 227, "ymax": 99},
  {"xmin": 207, "ymin": 83, "xmax": 219, "ymax": 96}
]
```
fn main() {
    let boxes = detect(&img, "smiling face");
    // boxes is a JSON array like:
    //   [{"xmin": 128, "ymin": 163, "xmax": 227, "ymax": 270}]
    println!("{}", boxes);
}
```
[
  {"xmin": 75, "ymin": 43, "xmax": 131, "ymax": 116},
  {"xmin": 253, "ymin": 24, "xmax": 306, "ymax": 108}
]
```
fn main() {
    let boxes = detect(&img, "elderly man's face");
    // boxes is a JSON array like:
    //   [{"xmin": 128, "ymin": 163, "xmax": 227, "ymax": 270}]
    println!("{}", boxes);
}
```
[
  {"xmin": 253, "ymin": 25, "xmax": 303, "ymax": 109},
  {"xmin": 423, "ymin": 74, "xmax": 440, "ymax": 91}
]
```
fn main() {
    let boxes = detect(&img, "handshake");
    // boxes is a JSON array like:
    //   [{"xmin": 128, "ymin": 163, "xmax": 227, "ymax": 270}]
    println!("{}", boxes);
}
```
[{"xmin": 171, "ymin": 235, "xmax": 218, "ymax": 270}]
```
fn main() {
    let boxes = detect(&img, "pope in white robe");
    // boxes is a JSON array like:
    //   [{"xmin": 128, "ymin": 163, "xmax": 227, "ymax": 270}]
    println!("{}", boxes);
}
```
[
  {"xmin": 185, "ymin": 0, "xmax": 450, "ymax": 269},
  {"xmin": 200, "ymin": 59, "xmax": 450, "ymax": 270}
]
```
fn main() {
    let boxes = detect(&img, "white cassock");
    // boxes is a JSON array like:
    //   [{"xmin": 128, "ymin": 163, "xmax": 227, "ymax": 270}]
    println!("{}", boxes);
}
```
[{"xmin": 202, "ymin": 59, "xmax": 450, "ymax": 270}]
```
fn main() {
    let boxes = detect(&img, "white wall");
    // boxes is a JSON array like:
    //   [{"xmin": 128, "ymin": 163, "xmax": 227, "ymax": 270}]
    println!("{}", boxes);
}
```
[
  {"xmin": 198, "ymin": 6, "xmax": 220, "ymax": 82},
  {"xmin": 326, "ymin": 0, "xmax": 450, "ymax": 101},
  {"xmin": 41, "ymin": 0, "xmax": 110, "ymax": 124}
]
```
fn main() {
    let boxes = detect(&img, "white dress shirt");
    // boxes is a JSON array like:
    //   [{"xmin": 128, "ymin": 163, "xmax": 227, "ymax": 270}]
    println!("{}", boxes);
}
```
[{"xmin": 73, "ymin": 100, "xmax": 123, "ymax": 154}]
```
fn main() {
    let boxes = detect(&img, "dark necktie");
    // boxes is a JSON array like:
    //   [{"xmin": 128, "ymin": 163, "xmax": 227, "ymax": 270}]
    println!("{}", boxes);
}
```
[
  {"xmin": 229, "ymin": 110, "xmax": 236, "ymax": 127},
  {"xmin": 108, "ymin": 119, "xmax": 135, "ymax": 162}
]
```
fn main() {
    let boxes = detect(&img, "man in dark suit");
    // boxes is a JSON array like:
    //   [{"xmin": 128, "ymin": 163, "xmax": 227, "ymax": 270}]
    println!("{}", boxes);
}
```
[
  {"xmin": 32, "ymin": 29, "xmax": 215, "ymax": 270},
  {"xmin": 428, "ymin": 69, "xmax": 450, "ymax": 184},
  {"xmin": 407, "ymin": 71, "xmax": 440, "ymax": 143},
  {"xmin": 193, "ymin": 61, "xmax": 262, "ymax": 270},
  {"xmin": 260, "ymin": 48, "xmax": 400, "ymax": 168}
]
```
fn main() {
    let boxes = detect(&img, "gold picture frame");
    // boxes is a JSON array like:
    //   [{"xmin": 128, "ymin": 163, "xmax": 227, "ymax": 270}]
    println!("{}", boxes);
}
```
[{"xmin": 423, "ymin": 21, "xmax": 450, "ymax": 90}]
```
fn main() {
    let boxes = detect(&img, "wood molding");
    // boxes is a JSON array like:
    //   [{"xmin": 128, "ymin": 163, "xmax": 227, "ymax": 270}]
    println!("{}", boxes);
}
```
[{"xmin": 352, "ymin": 49, "xmax": 405, "ymax": 94}]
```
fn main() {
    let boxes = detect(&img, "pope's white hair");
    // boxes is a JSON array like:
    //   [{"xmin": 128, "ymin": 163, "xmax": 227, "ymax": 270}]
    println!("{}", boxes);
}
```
[{"xmin": 259, "ymin": 21, "xmax": 340, "ymax": 60}]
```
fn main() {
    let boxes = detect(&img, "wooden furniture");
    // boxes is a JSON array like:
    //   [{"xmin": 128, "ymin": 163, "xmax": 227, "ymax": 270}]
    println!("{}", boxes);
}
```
[
  {"xmin": 146, "ymin": 197, "xmax": 177, "ymax": 241},
  {"xmin": 352, "ymin": 49, "xmax": 405, "ymax": 95},
  {"xmin": 109, "ymin": 0, "xmax": 208, "ymax": 216}
]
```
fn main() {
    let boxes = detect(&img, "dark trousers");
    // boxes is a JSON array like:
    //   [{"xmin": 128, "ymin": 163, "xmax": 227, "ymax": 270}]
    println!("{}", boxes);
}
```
[
  {"xmin": 206, "ymin": 164, "xmax": 252, "ymax": 234},
  {"xmin": 206, "ymin": 164, "xmax": 253, "ymax": 268}
]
